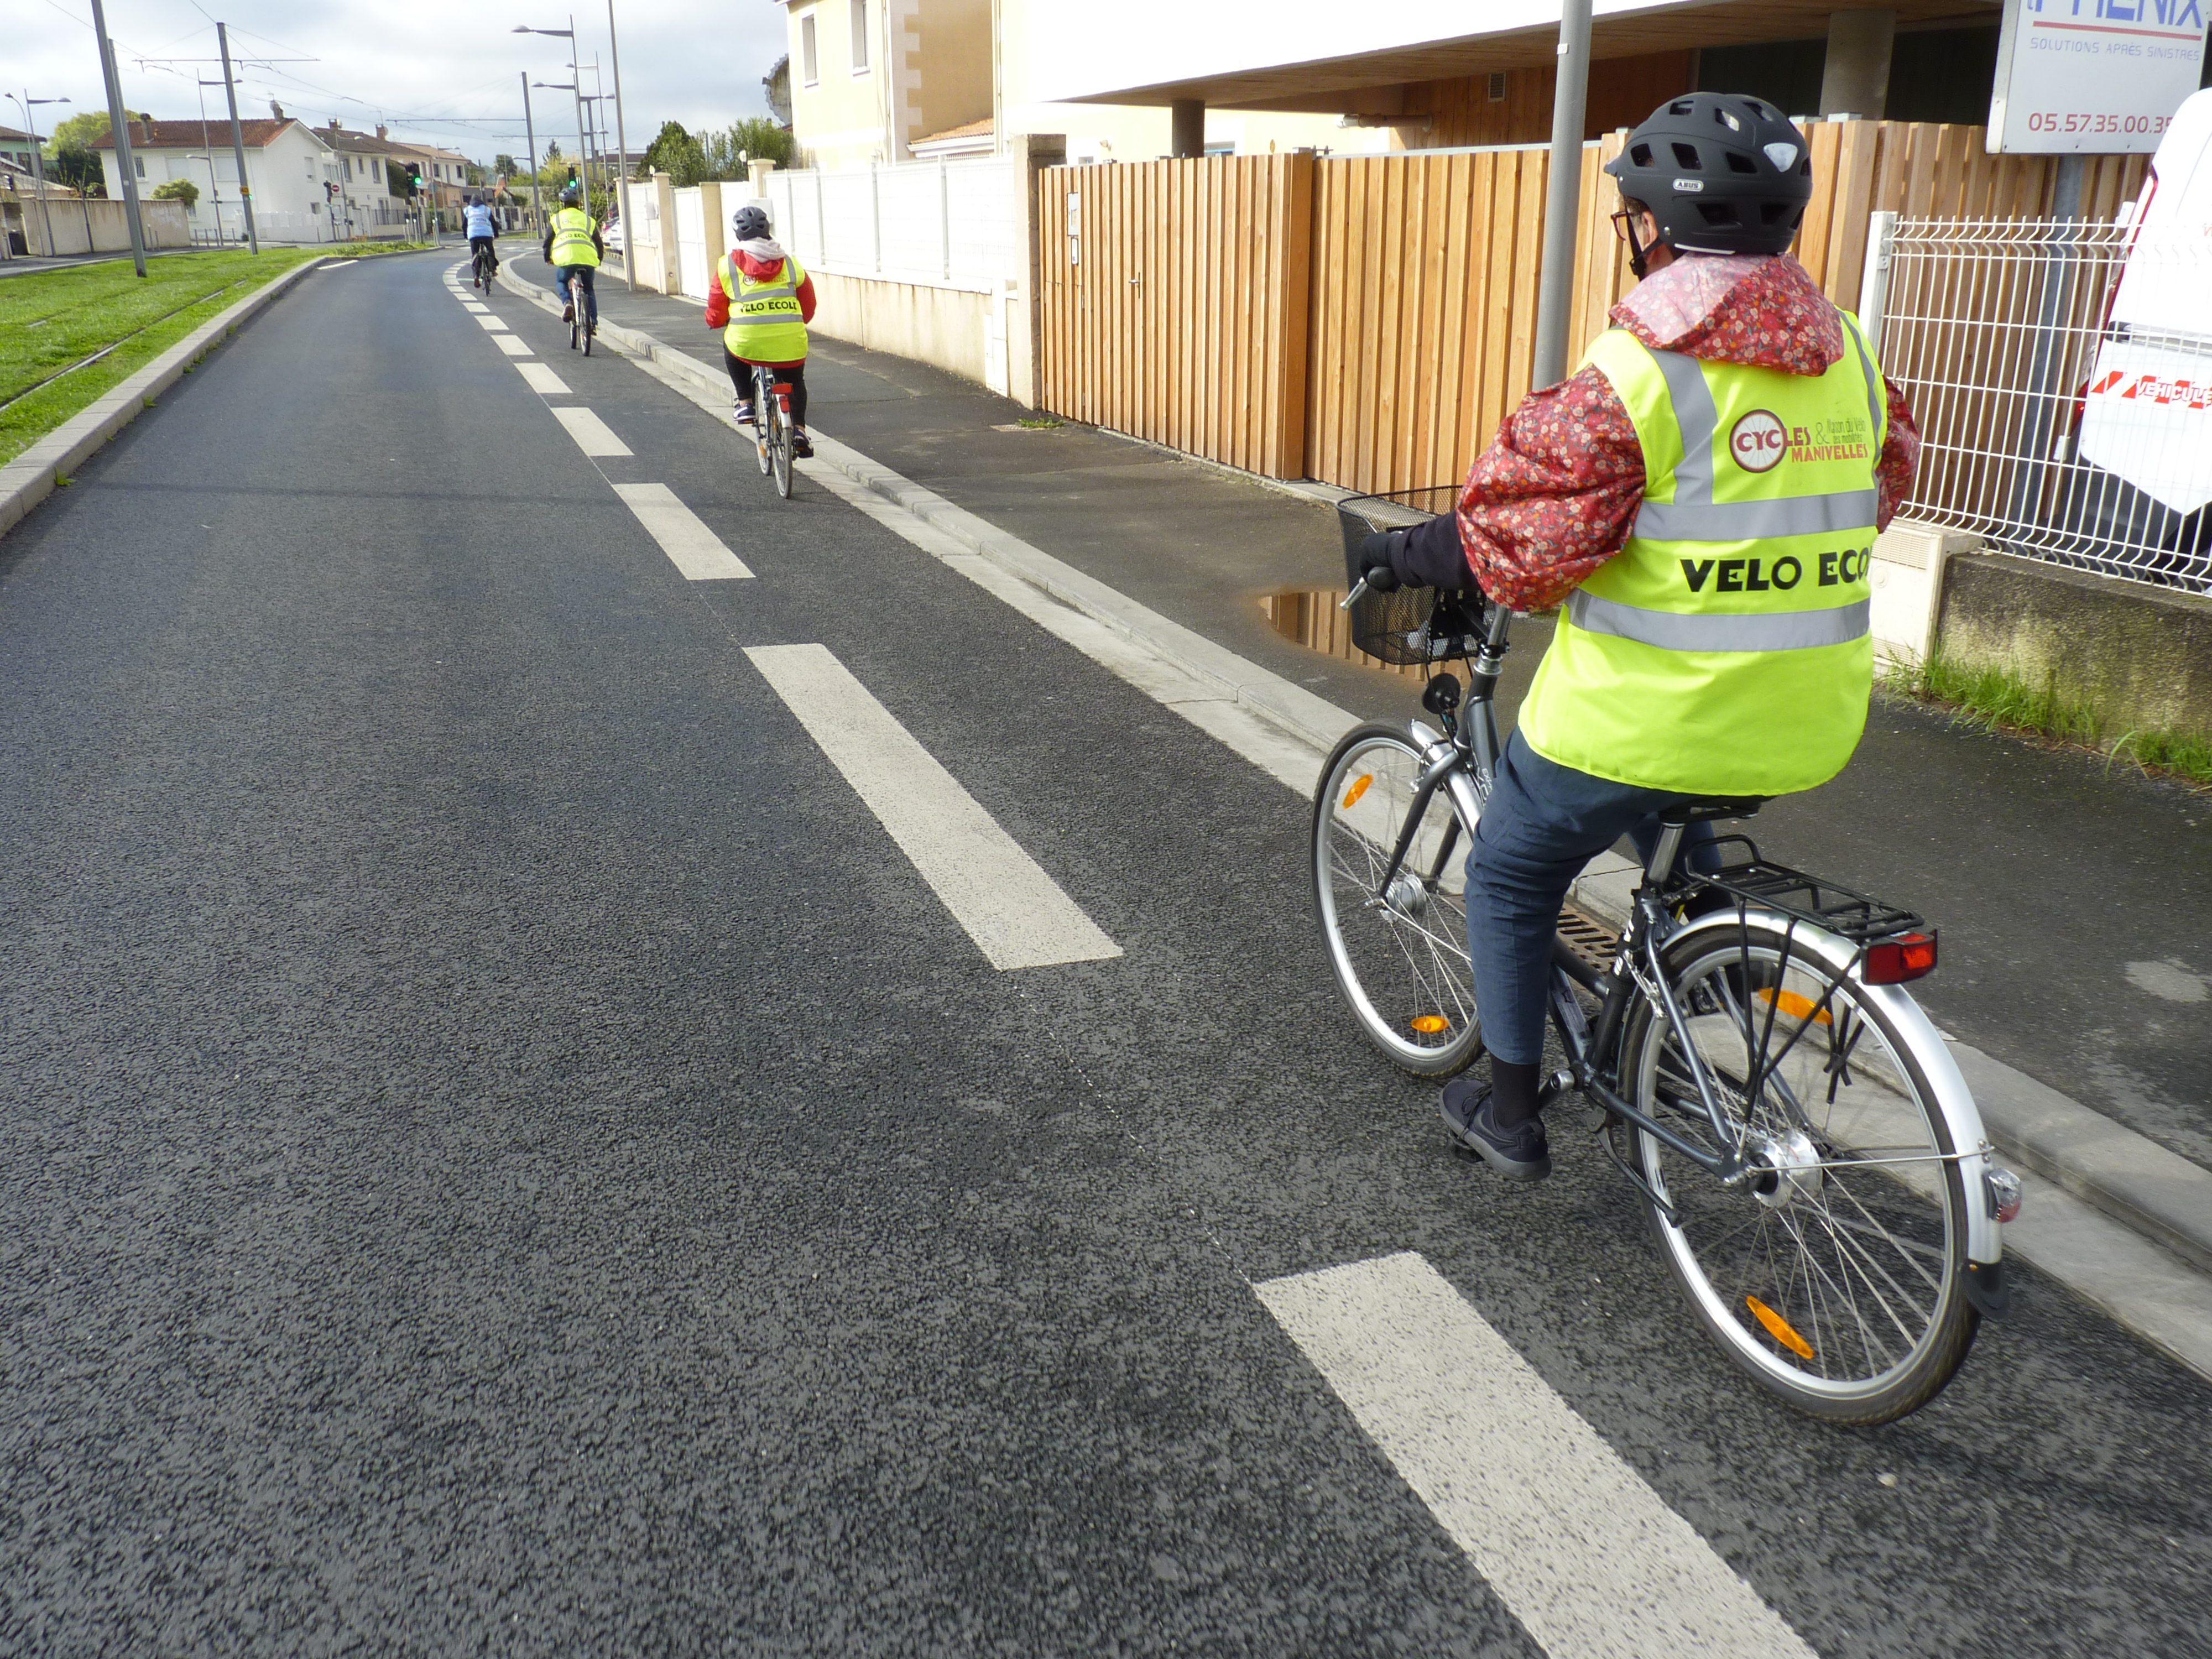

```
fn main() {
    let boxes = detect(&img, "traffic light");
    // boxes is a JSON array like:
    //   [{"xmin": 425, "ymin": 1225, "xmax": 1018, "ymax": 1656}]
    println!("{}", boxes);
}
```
[{"xmin": 410, "ymin": 171, "xmax": 423, "ymax": 192}]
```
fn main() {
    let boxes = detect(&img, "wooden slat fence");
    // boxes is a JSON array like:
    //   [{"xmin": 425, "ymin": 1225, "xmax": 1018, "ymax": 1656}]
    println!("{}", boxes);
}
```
[
  {"xmin": 1035, "ymin": 154, "xmax": 1312, "ymax": 478},
  {"xmin": 1035, "ymin": 124, "xmax": 2150, "ymax": 495}
]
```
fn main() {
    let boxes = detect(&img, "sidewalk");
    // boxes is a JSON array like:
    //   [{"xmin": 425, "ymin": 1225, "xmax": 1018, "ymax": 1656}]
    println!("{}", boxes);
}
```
[{"xmin": 503, "ymin": 258, "xmax": 2212, "ymax": 1282}]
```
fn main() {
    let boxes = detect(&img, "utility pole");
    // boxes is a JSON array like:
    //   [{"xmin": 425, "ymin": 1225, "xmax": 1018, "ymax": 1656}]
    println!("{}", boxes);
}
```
[
  {"xmin": 521, "ymin": 72, "xmax": 543, "ymax": 234},
  {"xmin": 216, "ymin": 23, "xmax": 259, "ymax": 254},
  {"xmin": 14, "ymin": 95, "xmax": 61, "ymax": 259},
  {"xmin": 606, "ymin": 0, "xmax": 635, "ymax": 290},
  {"xmin": 570, "ymin": 15, "xmax": 587, "ymax": 219},
  {"xmin": 1530, "ymin": 0, "xmax": 1594, "ymax": 389},
  {"xmin": 88, "ymin": 0, "xmax": 148, "ymax": 276}
]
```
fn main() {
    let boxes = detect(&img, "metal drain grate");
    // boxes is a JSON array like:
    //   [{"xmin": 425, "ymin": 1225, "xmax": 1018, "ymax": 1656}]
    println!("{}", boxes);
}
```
[{"xmin": 1557, "ymin": 906, "xmax": 1620, "ymax": 973}]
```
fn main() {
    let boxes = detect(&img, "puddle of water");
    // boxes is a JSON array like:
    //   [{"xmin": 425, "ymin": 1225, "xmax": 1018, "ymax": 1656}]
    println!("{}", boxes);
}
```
[{"xmin": 1259, "ymin": 587, "xmax": 1433, "ymax": 681}]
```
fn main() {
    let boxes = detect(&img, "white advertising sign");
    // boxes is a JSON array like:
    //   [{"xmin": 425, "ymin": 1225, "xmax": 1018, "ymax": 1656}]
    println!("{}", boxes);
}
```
[{"xmin": 1987, "ymin": 0, "xmax": 2209, "ymax": 154}]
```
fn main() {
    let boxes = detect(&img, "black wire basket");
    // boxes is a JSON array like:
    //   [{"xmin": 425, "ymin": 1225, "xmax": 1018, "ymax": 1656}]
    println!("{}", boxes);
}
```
[{"xmin": 1335, "ymin": 486, "xmax": 1484, "ymax": 667}]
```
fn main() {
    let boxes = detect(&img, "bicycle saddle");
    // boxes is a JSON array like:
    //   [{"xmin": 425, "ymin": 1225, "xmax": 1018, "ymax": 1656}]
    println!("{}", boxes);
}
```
[{"xmin": 1660, "ymin": 796, "xmax": 1767, "ymax": 824}]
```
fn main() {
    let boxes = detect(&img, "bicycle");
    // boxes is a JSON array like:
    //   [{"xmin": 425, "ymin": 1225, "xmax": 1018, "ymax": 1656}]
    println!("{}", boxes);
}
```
[
  {"xmin": 1312, "ymin": 486, "xmax": 2021, "ymax": 1425},
  {"xmin": 567, "ymin": 284, "xmax": 594, "ymax": 357},
  {"xmin": 748, "ymin": 361, "xmax": 795, "ymax": 499},
  {"xmin": 471, "ymin": 242, "xmax": 498, "ymax": 290}
]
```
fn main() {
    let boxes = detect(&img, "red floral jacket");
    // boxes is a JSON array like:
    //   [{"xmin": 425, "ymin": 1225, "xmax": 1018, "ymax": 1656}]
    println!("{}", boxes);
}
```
[{"xmin": 1449, "ymin": 254, "xmax": 1920, "ymax": 612}]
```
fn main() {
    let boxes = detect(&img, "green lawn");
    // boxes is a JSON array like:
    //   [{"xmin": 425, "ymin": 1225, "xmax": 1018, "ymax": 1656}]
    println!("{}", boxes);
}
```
[{"xmin": 0, "ymin": 248, "xmax": 315, "ymax": 464}]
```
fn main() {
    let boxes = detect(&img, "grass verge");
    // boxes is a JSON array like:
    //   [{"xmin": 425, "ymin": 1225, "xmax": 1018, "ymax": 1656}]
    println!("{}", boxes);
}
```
[
  {"xmin": 1881, "ymin": 649, "xmax": 2212, "ymax": 790},
  {"xmin": 1, "ymin": 248, "xmax": 314, "ymax": 464},
  {"xmin": 325, "ymin": 240, "xmax": 437, "ymax": 258}
]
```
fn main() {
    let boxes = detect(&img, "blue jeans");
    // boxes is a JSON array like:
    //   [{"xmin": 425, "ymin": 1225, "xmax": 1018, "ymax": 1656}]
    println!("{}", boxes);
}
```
[
  {"xmin": 1466, "ymin": 731, "xmax": 1717, "ymax": 1066},
  {"xmin": 557, "ymin": 264, "xmax": 597, "ymax": 325}
]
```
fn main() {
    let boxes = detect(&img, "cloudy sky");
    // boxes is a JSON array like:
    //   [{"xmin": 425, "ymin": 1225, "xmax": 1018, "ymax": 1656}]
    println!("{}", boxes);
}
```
[{"xmin": 14, "ymin": 0, "xmax": 791, "ymax": 165}]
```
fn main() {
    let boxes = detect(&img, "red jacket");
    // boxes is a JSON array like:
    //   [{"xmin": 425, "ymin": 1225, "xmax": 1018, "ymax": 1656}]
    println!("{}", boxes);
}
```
[{"xmin": 705, "ymin": 246, "xmax": 817, "ymax": 367}]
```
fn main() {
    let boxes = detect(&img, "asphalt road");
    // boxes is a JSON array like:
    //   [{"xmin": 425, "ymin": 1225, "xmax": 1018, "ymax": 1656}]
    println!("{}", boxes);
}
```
[{"xmin": 3, "ymin": 250, "xmax": 2210, "ymax": 1656}]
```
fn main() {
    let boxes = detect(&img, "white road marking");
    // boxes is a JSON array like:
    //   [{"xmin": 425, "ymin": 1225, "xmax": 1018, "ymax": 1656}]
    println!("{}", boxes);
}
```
[
  {"xmin": 473, "ymin": 314, "xmax": 511, "ymax": 333},
  {"xmin": 611, "ymin": 483, "xmax": 752, "ymax": 580},
  {"xmin": 1258, "ymin": 1253, "xmax": 1819, "ymax": 1659},
  {"xmin": 551, "ymin": 406, "xmax": 631, "ymax": 457},
  {"xmin": 744, "ymin": 644, "xmax": 1120, "ymax": 971},
  {"xmin": 515, "ymin": 363, "xmax": 571, "ymax": 395},
  {"xmin": 463, "ymin": 301, "xmax": 491, "ymax": 313},
  {"xmin": 494, "ymin": 335, "xmax": 533, "ymax": 357}
]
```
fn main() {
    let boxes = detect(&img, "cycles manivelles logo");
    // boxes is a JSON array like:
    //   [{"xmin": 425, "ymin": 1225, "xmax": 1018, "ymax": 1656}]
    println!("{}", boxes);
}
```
[{"xmin": 1729, "ymin": 409, "xmax": 1788, "ymax": 473}]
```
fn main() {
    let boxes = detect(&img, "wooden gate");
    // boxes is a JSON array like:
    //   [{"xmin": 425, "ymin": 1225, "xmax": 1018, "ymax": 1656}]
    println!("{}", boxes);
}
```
[{"xmin": 1035, "ymin": 154, "xmax": 1313, "ymax": 479}]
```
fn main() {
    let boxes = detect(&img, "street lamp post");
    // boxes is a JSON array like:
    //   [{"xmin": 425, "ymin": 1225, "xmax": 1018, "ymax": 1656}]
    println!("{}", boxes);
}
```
[
  {"xmin": 514, "ymin": 21, "xmax": 588, "ymax": 220},
  {"xmin": 6, "ymin": 93, "xmax": 66, "ymax": 259},
  {"xmin": 520, "ymin": 72, "xmax": 543, "ymax": 234},
  {"xmin": 604, "ymin": 0, "xmax": 636, "ymax": 291}
]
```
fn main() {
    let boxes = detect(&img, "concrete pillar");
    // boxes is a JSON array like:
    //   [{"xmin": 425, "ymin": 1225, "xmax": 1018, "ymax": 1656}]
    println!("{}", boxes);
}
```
[
  {"xmin": 1170, "ymin": 99, "xmax": 1205, "ymax": 160},
  {"xmin": 1009, "ymin": 132, "xmax": 1066, "ymax": 408},
  {"xmin": 652, "ymin": 170, "xmax": 679, "ymax": 294},
  {"xmin": 1819, "ymin": 9, "xmax": 1896, "ymax": 119}
]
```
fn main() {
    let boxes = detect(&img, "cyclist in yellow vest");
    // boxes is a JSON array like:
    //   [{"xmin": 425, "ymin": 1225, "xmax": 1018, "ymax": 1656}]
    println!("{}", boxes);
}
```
[
  {"xmin": 1350, "ymin": 93, "xmax": 1921, "ymax": 1181},
  {"xmin": 540, "ymin": 184, "xmax": 603, "ymax": 331},
  {"xmin": 704, "ymin": 204, "xmax": 818, "ymax": 458}
]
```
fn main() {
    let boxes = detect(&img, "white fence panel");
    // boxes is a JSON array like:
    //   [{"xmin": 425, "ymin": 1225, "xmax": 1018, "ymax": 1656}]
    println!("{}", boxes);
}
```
[
  {"xmin": 674, "ymin": 186, "xmax": 709, "ymax": 300},
  {"xmin": 766, "ymin": 160, "xmax": 1020, "ymax": 295}
]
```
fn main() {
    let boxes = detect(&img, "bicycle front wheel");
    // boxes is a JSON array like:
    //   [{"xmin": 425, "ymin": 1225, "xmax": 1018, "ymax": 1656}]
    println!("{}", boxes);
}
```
[
  {"xmin": 1312, "ymin": 723, "xmax": 1481, "ymax": 1076},
  {"xmin": 1621, "ymin": 920, "xmax": 1978, "ymax": 1424}
]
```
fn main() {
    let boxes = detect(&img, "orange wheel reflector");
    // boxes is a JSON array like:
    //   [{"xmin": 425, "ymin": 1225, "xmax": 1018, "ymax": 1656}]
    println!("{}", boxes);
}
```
[
  {"xmin": 1746, "ymin": 1295, "xmax": 1816, "ymax": 1360},
  {"xmin": 1342, "ymin": 773, "xmax": 1374, "ymax": 810},
  {"xmin": 1755, "ymin": 987, "xmax": 1831, "ymax": 1026},
  {"xmin": 1408, "ymin": 1014, "xmax": 1451, "ymax": 1034}
]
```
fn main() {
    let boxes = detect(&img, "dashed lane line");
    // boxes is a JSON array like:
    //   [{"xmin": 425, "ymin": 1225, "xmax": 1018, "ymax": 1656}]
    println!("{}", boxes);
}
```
[
  {"xmin": 515, "ymin": 363, "xmax": 571, "ymax": 395},
  {"xmin": 493, "ymin": 336, "xmax": 533, "ymax": 357},
  {"xmin": 611, "ymin": 482, "xmax": 753, "ymax": 581},
  {"xmin": 551, "ymin": 406, "xmax": 631, "ymax": 457},
  {"xmin": 744, "ymin": 643, "xmax": 1121, "ymax": 972},
  {"xmin": 1259, "ymin": 1253, "xmax": 1820, "ymax": 1659},
  {"xmin": 473, "ymin": 314, "xmax": 512, "ymax": 333}
]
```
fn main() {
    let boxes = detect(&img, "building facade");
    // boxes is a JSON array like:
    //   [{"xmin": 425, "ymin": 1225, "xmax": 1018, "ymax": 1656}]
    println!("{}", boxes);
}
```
[{"xmin": 95, "ymin": 117, "xmax": 342, "ymax": 243}]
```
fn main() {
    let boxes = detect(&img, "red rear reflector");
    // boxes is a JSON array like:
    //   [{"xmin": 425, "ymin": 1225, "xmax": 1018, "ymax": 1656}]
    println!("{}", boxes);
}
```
[{"xmin": 1863, "ymin": 931, "xmax": 1938, "ymax": 984}]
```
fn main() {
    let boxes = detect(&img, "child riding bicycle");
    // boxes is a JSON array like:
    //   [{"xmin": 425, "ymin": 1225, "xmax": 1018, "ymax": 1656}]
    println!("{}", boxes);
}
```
[
  {"xmin": 705, "ymin": 204, "xmax": 817, "ymax": 459},
  {"xmin": 464, "ymin": 200, "xmax": 499, "ymax": 286}
]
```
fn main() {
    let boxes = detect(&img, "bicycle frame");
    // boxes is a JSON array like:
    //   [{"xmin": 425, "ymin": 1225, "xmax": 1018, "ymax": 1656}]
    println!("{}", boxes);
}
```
[{"xmin": 1363, "ymin": 603, "xmax": 1907, "ymax": 1195}]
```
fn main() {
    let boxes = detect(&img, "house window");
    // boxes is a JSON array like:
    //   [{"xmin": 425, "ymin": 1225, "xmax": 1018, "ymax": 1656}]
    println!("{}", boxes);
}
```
[
  {"xmin": 851, "ymin": 0, "xmax": 869, "ymax": 72},
  {"xmin": 800, "ymin": 10, "xmax": 819, "ymax": 86},
  {"xmin": 133, "ymin": 156, "xmax": 145, "ymax": 177}
]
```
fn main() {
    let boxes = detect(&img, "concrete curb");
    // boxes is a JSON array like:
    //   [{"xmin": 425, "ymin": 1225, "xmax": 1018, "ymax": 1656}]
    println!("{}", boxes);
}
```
[
  {"xmin": 0, "ymin": 254, "xmax": 327, "ymax": 539},
  {"xmin": 560, "ymin": 295, "xmax": 2212, "ymax": 1297}
]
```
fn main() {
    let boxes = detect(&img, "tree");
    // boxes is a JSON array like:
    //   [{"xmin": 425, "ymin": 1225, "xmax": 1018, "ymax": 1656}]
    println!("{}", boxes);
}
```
[
  {"xmin": 639, "ymin": 119, "xmax": 706, "ymax": 186},
  {"xmin": 722, "ymin": 116, "xmax": 794, "ymax": 171},
  {"xmin": 48, "ymin": 140, "xmax": 104, "ymax": 196},
  {"xmin": 388, "ymin": 159, "xmax": 415, "ymax": 198},
  {"xmin": 151, "ymin": 176, "xmax": 199, "ymax": 211},
  {"xmin": 542, "ymin": 140, "xmax": 564, "ymax": 167},
  {"xmin": 494, "ymin": 153, "xmax": 518, "ymax": 176},
  {"xmin": 763, "ymin": 55, "xmax": 791, "ymax": 126}
]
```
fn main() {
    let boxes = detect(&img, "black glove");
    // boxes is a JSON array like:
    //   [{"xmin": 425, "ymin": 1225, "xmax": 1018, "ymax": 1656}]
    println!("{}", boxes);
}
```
[{"xmin": 1348, "ymin": 528, "xmax": 1408, "ymax": 595}]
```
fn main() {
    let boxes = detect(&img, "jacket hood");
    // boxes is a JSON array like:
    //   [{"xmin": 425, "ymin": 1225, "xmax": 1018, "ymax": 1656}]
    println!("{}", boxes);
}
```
[
  {"xmin": 1609, "ymin": 253, "xmax": 1843, "ymax": 377},
  {"xmin": 733, "ymin": 238, "xmax": 789, "ymax": 279}
]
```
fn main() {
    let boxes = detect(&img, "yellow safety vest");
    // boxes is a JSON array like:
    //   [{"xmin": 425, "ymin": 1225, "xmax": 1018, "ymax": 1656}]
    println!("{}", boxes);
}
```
[
  {"xmin": 719, "ymin": 251, "xmax": 808, "ymax": 363},
  {"xmin": 549, "ymin": 206, "xmax": 599, "ymax": 269},
  {"xmin": 1516, "ymin": 315, "xmax": 1888, "ymax": 796}
]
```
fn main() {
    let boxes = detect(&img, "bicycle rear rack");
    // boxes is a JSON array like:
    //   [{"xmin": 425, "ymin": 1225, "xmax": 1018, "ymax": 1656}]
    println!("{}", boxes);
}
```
[{"xmin": 1680, "ymin": 836, "xmax": 1926, "ymax": 943}]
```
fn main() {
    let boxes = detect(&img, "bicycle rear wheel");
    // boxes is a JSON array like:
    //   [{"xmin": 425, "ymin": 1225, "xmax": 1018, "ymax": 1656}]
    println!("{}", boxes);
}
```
[
  {"xmin": 1620, "ymin": 920, "xmax": 1978, "ymax": 1423},
  {"xmin": 753, "ymin": 373, "xmax": 773, "ymax": 476},
  {"xmin": 772, "ymin": 394, "xmax": 793, "ymax": 498},
  {"xmin": 583, "ymin": 318, "xmax": 594, "ymax": 357},
  {"xmin": 1312, "ymin": 722, "xmax": 1481, "ymax": 1075}
]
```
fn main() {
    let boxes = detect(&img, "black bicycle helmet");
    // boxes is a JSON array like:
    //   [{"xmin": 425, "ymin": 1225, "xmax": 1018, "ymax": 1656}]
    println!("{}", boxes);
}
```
[
  {"xmin": 731, "ymin": 204, "xmax": 770, "ymax": 240},
  {"xmin": 560, "ymin": 184, "xmax": 580, "ymax": 206},
  {"xmin": 1604, "ymin": 93, "xmax": 1814, "ymax": 256}
]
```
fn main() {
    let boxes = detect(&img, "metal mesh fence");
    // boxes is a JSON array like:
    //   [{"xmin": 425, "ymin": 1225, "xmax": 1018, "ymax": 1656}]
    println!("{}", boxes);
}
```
[{"xmin": 1877, "ymin": 216, "xmax": 2211, "ymax": 595}]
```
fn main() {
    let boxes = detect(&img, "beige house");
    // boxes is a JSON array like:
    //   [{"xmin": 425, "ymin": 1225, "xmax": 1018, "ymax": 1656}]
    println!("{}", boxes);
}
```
[{"xmin": 775, "ymin": 0, "xmax": 1383, "ymax": 170}]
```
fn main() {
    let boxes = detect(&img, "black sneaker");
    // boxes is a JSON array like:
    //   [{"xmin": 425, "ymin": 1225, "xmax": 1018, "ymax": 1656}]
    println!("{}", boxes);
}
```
[
  {"xmin": 733, "ymin": 399, "xmax": 755, "ymax": 426},
  {"xmin": 1441, "ymin": 1077, "xmax": 1551, "ymax": 1182},
  {"xmin": 791, "ymin": 427, "xmax": 815, "ymax": 458}
]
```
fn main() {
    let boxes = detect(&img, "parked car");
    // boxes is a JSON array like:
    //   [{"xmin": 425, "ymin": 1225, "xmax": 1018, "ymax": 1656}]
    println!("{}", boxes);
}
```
[{"xmin": 600, "ymin": 215, "xmax": 625, "ymax": 258}]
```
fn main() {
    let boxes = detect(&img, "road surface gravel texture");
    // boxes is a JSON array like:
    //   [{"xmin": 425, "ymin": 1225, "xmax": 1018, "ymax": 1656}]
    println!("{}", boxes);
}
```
[{"xmin": 2, "ymin": 251, "xmax": 2209, "ymax": 1656}]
